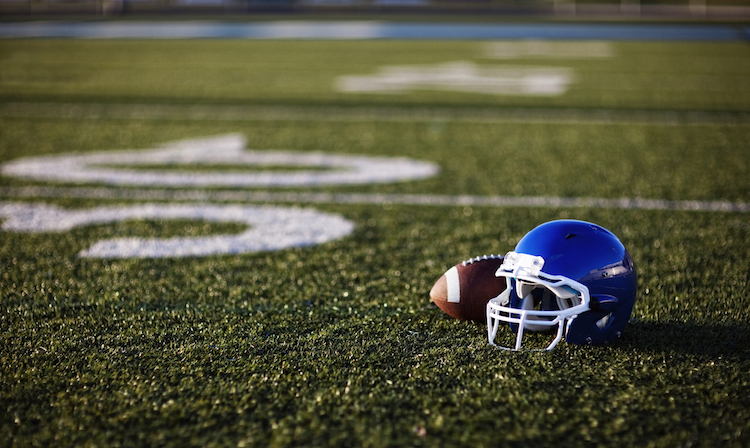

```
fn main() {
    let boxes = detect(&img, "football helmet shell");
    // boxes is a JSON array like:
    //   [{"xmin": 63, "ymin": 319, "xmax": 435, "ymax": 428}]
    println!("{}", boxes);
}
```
[{"xmin": 487, "ymin": 219, "xmax": 637, "ymax": 351}]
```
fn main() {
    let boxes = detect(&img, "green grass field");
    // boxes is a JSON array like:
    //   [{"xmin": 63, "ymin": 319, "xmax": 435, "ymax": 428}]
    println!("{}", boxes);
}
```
[{"xmin": 1, "ymin": 32, "xmax": 749, "ymax": 447}]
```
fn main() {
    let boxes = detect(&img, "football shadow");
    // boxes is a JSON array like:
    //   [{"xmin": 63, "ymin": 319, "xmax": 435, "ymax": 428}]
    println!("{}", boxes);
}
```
[{"xmin": 622, "ymin": 320, "xmax": 750, "ymax": 359}]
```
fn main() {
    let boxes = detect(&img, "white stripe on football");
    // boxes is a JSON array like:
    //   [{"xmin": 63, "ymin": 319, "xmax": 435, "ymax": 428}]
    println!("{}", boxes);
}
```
[{"xmin": 429, "ymin": 255, "xmax": 506, "ymax": 322}]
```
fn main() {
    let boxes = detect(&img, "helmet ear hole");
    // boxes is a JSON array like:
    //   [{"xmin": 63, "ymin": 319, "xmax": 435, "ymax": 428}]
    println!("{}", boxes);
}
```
[
  {"xmin": 566, "ymin": 309, "xmax": 627, "ymax": 345},
  {"xmin": 595, "ymin": 312, "xmax": 614, "ymax": 329}
]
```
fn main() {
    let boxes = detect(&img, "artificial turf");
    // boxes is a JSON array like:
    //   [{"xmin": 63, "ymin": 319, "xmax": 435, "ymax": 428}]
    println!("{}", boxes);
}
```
[
  {"xmin": 1, "ymin": 33, "xmax": 749, "ymax": 447},
  {"xmin": 1, "ymin": 39, "xmax": 750, "ymax": 111}
]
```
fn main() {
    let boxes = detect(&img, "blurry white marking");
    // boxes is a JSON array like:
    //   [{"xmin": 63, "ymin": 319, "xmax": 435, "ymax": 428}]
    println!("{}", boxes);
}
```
[
  {"xmin": 0, "ymin": 202, "xmax": 354, "ymax": 258},
  {"xmin": 336, "ymin": 62, "xmax": 572, "ymax": 96},
  {"xmin": 485, "ymin": 40, "xmax": 614, "ymax": 59},
  {"xmin": 253, "ymin": 20, "xmax": 382, "ymax": 39},
  {"xmin": 1, "ymin": 133, "xmax": 438, "ymax": 188},
  {"xmin": 446, "ymin": 266, "xmax": 461, "ymax": 303}
]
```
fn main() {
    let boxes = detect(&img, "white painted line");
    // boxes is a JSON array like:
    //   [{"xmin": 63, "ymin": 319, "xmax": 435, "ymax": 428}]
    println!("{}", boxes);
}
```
[
  {"xmin": 1, "ymin": 186, "xmax": 747, "ymax": 213},
  {"xmin": 251, "ymin": 21, "xmax": 383, "ymax": 39},
  {"xmin": 336, "ymin": 62, "xmax": 573, "ymax": 96}
]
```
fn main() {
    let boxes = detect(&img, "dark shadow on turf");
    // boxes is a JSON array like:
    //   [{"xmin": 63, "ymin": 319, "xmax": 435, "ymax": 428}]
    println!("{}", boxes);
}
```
[{"xmin": 622, "ymin": 320, "xmax": 750, "ymax": 359}]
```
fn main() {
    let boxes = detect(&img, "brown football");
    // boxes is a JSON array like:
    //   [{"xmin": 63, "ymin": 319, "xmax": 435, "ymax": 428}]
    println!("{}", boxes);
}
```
[{"xmin": 429, "ymin": 255, "xmax": 506, "ymax": 323}]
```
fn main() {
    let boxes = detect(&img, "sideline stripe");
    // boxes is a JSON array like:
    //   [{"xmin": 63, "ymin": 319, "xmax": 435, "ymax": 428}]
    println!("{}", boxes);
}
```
[
  {"xmin": 0, "ymin": 21, "xmax": 742, "ymax": 41},
  {"xmin": 2, "ymin": 103, "xmax": 749, "ymax": 126},
  {"xmin": 1, "ymin": 186, "xmax": 747, "ymax": 213}
]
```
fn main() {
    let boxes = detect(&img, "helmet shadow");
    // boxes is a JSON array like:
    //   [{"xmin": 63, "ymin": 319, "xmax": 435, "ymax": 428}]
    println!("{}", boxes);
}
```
[{"xmin": 622, "ymin": 320, "xmax": 749, "ymax": 359}]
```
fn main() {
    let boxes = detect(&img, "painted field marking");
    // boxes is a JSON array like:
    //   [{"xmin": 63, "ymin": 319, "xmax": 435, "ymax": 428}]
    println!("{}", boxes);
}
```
[
  {"xmin": 0, "ymin": 202, "xmax": 354, "ymax": 258},
  {"xmin": 1, "ymin": 134, "xmax": 439, "ymax": 188},
  {"xmin": 336, "ymin": 62, "xmax": 572, "ymax": 96},
  {"xmin": 1, "ymin": 133, "xmax": 747, "ymax": 259},
  {"xmin": 2, "ymin": 187, "xmax": 747, "ymax": 213},
  {"xmin": 0, "ymin": 133, "xmax": 436, "ymax": 257},
  {"xmin": 0, "ymin": 134, "xmax": 437, "ymax": 257}
]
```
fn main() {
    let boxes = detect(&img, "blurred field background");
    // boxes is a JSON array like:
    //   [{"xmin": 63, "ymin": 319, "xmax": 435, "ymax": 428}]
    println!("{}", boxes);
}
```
[
  {"xmin": 1, "ymin": 15, "xmax": 749, "ymax": 448},
  {"xmin": 2, "ymin": 0, "xmax": 750, "ymax": 18}
]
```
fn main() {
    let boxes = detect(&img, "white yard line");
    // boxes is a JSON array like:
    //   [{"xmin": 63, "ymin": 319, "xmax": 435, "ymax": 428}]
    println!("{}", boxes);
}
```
[{"xmin": 1, "ymin": 186, "xmax": 747, "ymax": 213}]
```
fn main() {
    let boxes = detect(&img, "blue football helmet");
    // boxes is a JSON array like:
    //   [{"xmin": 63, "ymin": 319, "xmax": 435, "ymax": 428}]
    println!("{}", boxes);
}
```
[{"xmin": 486, "ymin": 220, "xmax": 637, "ymax": 351}]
